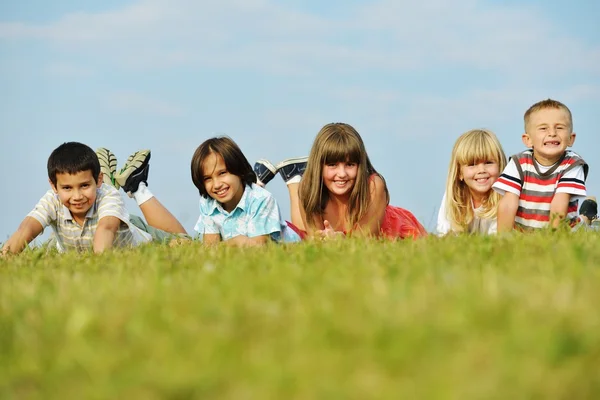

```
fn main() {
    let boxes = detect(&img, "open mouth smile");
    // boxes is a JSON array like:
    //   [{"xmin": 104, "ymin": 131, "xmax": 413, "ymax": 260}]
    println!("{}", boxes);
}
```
[
  {"xmin": 214, "ymin": 187, "xmax": 229, "ymax": 197},
  {"xmin": 543, "ymin": 140, "xmax": 561, "ymax": 146}
]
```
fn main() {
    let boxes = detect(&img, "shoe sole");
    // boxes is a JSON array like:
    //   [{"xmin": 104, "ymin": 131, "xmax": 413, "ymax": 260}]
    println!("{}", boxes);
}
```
[
  {"xmin": 96, "ymin": 148, "xmax": 120, "ymax": 189},
  {"xmin": 276, "ymin": 156, "xmax": 308, "ymax": 169},
  {"xmin": 255, "ymin": 159, "xmax": 278, "ymax": 174},
  {"xmin": 116, "ymin": 150, "xmax": 151, "ymax": 188}
]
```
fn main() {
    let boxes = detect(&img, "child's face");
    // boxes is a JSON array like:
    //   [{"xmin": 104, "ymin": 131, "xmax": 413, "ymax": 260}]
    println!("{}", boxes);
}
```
[
  {"xmin": 460, "ymin": 160, "xmax": 500, "ymax": 201},
  {"xmin": 322, "ymin": 161, "xmax": 358, "ymax": 198},
  {"xmin": 202, "ymin": 152, "xmax": 244, "ymax": 212},
  {"xmin": 522, "ymin": 108, "xmax": 575, "ymax": 166},
  {"xmin": 51, "ymin": 169, "xmax": 102, "ymax": 221}
]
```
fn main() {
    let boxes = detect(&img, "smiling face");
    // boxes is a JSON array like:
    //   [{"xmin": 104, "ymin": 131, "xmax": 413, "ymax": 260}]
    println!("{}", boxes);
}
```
[
  {"xmin": 51, "ymin": 169, "xmax": 102, "ymax": 223},
  {"xmin": 322, "ymin": 161, "xmax": 358, "ymax": 198},
  {"xmin": 202, "ymin": 152, "xmax": 244, "ymax": 212},
  {"xmin": 460, "ymin": 160, "xmax": 500, "ymax": 207},
  {"xmin": 523, "ymin": 108, "xmax": 575, "ymax": 166}
]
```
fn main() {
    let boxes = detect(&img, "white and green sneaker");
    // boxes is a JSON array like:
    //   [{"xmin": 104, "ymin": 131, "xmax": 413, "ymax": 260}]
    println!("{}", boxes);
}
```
[
  {"xmin": 115, "ymin": 150, "xmax": 151, "ymax": 196},
  {"xmin": 96, "ymin": 147, "xmax": 120, "ymax": 189}
]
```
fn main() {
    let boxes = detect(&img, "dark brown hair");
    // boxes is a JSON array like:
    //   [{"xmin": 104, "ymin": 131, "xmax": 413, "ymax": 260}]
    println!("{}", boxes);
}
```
[
  {"xmin": 47, "ymin": 142, "xmax": 101, "ymax": 185},
  {"xmin": 190, "ymin": 136, "xmax": 256, "ymax": 198}
]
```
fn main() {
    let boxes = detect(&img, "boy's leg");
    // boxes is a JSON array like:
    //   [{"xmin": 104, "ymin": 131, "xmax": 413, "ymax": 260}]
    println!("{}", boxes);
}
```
[
  {"xmin": 116, "ymin": 150, "xmax": 188, "ymax": 235},
  {"xmin": 128, "ymin": 214, "xmax": 187, "ymax": 242},
  {"xmin": 277, "ymin": 157, "xmax": 309, "ymax": 232},
  {"xmin": 138, "ymin": 197, "xmax": 187, "ymax": 234}
]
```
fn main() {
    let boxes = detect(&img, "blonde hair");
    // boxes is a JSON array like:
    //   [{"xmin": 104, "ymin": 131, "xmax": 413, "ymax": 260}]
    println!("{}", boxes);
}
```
[
  {"xmin": 299, "ymin": 123, "xmax": 389, "ymax": 230},
  {"xmin": 524, "ymin": 98, "xmax": 573, "ymax": 131},
  {"xmin": 444, "ymin": 129, "xmax": 507, "ymax": 233}
]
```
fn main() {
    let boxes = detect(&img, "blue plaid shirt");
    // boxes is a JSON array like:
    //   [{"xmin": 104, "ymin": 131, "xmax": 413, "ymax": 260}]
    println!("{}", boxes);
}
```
[{"xmin": 194, "ymin": 184, "xmax": 300, "ymax": 243}]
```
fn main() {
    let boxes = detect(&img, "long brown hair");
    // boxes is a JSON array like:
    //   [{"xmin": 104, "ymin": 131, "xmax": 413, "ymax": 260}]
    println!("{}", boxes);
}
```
[{"xmin": 299, "ymin": 123, "xmax": 389, "ymax": 230}]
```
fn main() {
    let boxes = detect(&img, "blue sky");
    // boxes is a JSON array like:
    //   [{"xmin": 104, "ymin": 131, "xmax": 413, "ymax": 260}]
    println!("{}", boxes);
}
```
[{"xmin": 1, "ymin": 0, "xmax": 599, "ymax": 240}]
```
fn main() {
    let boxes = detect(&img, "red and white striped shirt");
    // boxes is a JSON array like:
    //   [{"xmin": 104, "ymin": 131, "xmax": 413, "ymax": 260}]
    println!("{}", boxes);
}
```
[{"xmin": 492, "ymin": 150, "xmax": 587, "ymax": 230}]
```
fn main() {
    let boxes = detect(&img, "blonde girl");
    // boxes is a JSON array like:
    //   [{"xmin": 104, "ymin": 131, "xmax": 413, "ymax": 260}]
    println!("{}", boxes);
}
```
[
  {"xmin": 437, "ymin": 129, "xmax": 507, "ymax": 235},
  {"xmin": 298, "ymin": 122, "xmax": 427, "ymax": 239}
]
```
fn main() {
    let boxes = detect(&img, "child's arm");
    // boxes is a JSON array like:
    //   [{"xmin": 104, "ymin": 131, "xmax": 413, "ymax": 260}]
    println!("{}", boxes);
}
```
[
  {"xmin": 354, "ymin": 174, "xmax": 388, "ymax": 236},
  {"xmin": 492, "ymin": 158, "xmax": 523, "ymax": 233},
  {"xmin": 1, "ymin": 217, "xmax": 44, "ymax": 255},
  {"xmin": 549, "ymin": 193, "xmax": 572, "ymax": 228},
  {"xmin": 299, "ymin": 209, "xmax": 325, "ymax": 237},
  {"xmin": 202, "ymin": 234, "xmax": 222, "ymax": 246},
  {"xmin": 224, "ymin": 235, "xmax": 269, "ymax": 247},
  {"xmin": 497, "ymin": 192, "xmax": 519, "ymax": 232},
  {"xmin": 93, "ymin": 216, "xmax": 122, "ymax": 253},
  {"xmin": 551, "ymin": 162, "xmax": 587, "ymax": 228},
  {"xmin": 298, "ymin": 185, "xmax": 325, "ymax": 236}
]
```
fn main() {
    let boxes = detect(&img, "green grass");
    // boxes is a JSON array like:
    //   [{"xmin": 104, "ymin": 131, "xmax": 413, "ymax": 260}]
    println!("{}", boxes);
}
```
[{"xmin": 2, "ymin": 232, "xmax": 600, "ymax": 399}]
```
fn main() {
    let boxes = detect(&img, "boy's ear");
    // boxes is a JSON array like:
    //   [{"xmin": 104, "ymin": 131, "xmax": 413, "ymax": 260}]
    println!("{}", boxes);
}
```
[
  {"xmin": 521, "ymin": 133, "xmax": 532, "ymax": 148},
  {"xmin": 97, "ymin": 172, "xmax": 104, "ymax": 186},
  {"xmin": 568, "ymin": 132, "xmax": 576, "ymax": 147},
  {"xmin": 49, "ymin": 178, "xmax": 58, "ymax": 193}
]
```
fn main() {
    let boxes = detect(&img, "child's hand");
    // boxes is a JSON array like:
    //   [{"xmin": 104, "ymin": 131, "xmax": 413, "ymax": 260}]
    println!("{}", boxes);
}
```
[
  {"xmin": 1, "ymin": 246, "xmax": 11, "ymax": 258},
  {"xmin": 316, "ymin": 220, "xmax": 345, "ymax": 240},
  {"xmin": 168, "ymin": 236, "xmax": 193, "ymax": 248}
]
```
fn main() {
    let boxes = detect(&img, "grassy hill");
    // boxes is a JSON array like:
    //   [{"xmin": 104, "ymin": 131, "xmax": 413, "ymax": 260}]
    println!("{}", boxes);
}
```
[{"xmin": 2, "ymin": 232, "xmax": 600, "ymax": 399}]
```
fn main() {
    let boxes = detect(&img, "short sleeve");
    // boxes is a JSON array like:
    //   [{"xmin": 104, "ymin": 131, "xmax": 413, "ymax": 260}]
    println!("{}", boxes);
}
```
[
  {"xmin": 194, "ymin": 197, "xmax": 221, "ymax": 238},
  {"xmin": 97, "ymin": 186, "xmax": 130, "ymax": 223},
  {"xmin": 492, "ymin": 159, "xmax": 522, "ymax": 196},
  {"xmin": 436, "ymin": 193, "xmax": 451, "ymax": 236},
  {"xmin": 556, "ymin": 164, "xmax": 586, "ymax": 197},
  {"xmin": 27, "ymin": 190, "xmax": 59, "ymax": 228},
  {"xmin": 245, "ymin": 193, "xmax": 282, "ymax": 238},
  {"xmin": 194, "ymin": 214, "xmax": 220, "ymax": 236}
]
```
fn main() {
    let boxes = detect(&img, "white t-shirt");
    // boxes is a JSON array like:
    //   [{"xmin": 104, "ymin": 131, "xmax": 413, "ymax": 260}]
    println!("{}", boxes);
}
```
[{"xmin": 436, "ymin": 192, "xmax": 497, "ymax": 236}]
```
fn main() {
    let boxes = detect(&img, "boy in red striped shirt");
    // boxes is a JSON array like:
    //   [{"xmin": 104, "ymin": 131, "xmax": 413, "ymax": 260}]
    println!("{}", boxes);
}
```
[{"xmin": 493, "ymin": 99, "xmax": 588, "ymax": 232}]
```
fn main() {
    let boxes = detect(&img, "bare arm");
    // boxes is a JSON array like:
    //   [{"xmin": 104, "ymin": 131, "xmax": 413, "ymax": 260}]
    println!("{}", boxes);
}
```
[
  {"xmin": 497, "ymin": 192, "xmax": 519, "ymax": 233},
  {"xmin": 549, "ymin": 192, "xmax": 572, "ymax": 228},
  {"xmin": 353, "ymin": 175, "xmax": 388, "ymax": 237},
  {"xmin": 1, "ymin": 217, "xmax": 44, "ymax": 255},
  {"xmin": 298, "ymin": 190, "xmax": 325, "ymax": 237},
  {"xmin": 224, "ymin": 234, "xmax": 269, "ymax": 247},
  {"xmin": 202, "ymin": 233, "xmax": 222, "ymax": 246},
  {"xmin": 93, "ymin": 216, "xmax": 121, "ymax": 253}
]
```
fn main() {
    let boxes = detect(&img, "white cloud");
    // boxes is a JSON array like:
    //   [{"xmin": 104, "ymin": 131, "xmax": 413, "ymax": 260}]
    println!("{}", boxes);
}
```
[{"xmin": 1, "ymin": 0, "xmax": 598, "ymax": 78}]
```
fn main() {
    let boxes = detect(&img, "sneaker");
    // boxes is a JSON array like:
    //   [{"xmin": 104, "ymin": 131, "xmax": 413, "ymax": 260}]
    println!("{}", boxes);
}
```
[
  {"xmin": 116, "ymin": 150, "xmax": 151, "ymax": 196},
  {"xmin": 253, "ymin": 159, "xmax": 278, "ymax": 186},
  {"xmin": 96, "ymin": 147, "xmax": 120, "ymax": 189},
  {"xmin": 580, "ymin": 196, "xmax": 598, "ymax": 221},
  {"xmin": 277, "ymin": 157, "xmax": 308, "ymax": 183}
]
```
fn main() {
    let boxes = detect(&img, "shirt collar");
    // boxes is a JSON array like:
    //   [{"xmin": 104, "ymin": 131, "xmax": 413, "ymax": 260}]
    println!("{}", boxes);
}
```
[{"xmin": 206, "ymin": 184, "xmax": 252, "ymax": 215}]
